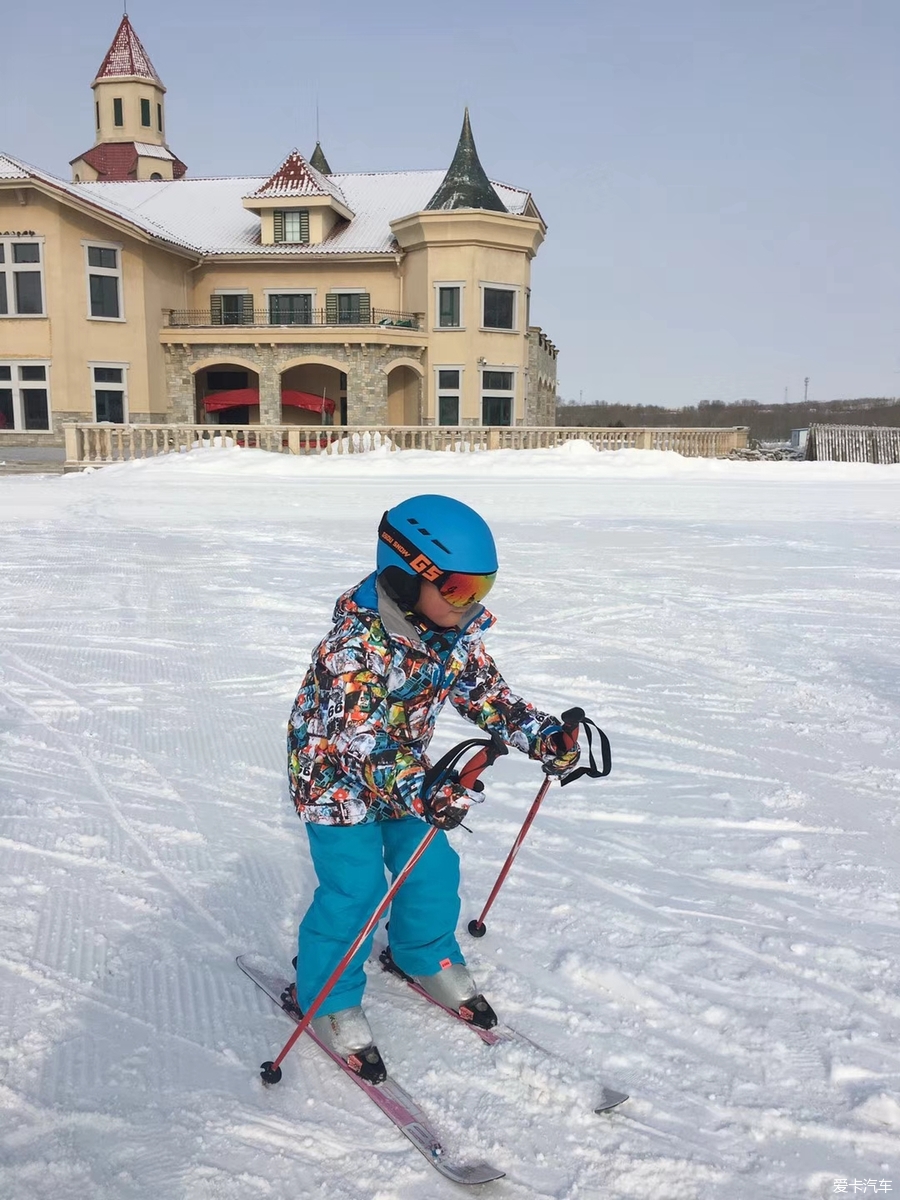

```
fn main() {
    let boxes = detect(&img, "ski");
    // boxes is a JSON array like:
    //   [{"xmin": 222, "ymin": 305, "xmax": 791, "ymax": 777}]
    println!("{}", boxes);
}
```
[
  {"xmin": 237, "ymin": 954, "xmax": 505, "ymax": 1186},
  {"xmin": 378, "ymin": 945, "xmax": 629, "ymax": 1115}
]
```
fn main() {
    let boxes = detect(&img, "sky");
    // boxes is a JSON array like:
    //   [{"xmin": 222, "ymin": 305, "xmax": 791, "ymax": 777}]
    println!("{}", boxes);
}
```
[{"xmin": 2, "ymin": 0, "xmax": 898, "ymax": 408}]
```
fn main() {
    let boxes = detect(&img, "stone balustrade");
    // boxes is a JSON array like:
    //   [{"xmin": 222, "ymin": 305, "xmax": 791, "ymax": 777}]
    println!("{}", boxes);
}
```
[{"xmin": 62, "ymin": 423, "xmax": 749, "ymax": 470}]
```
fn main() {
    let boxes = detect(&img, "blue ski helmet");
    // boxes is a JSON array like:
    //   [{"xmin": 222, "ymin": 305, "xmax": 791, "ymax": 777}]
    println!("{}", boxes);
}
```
[{"xmin": 377, "ymin": 494, "xmax": 498, "ymax": 583}]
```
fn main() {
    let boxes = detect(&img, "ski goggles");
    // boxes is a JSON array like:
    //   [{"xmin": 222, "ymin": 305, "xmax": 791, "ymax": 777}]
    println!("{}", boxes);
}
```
[{"xmin": 378, "ymin": 514, "xmax": 497, "ymax": 608}]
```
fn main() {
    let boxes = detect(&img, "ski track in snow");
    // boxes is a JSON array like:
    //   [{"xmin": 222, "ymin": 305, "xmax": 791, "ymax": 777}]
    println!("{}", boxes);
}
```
[{"xmin": 1, "ymin": 445, "xmax": 899, "ymax": 1199}]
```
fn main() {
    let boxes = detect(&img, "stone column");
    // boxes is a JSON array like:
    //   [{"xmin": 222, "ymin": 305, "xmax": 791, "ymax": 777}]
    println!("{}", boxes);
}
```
[
  {"xmin": 346, "ymin": 354, "xmax": 389, "ymax": 424},
  {"xmin": 257, "ymin": 353, "xmax": 282, "ymax": 425},
  {"xmin": 165, "ymin": 346, "xmax": 196, "ymax": 423}
]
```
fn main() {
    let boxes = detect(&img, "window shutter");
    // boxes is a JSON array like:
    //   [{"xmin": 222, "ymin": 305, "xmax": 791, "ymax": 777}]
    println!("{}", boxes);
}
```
[
  {"xmin": 210, "ymin": 295, "xmax": 223, "ymax": 325},
  {"xmin": 273, "ymin": 210, "xmax": 284, "ymax": 244},
  {"xmin": 240, "ymin": 294, "xmax": 254, "ymax": 324},
  {"xmin": 325, "ymin": 294, "xmax": 338, "ymax": 324},
  {"xmin": 358, "ymin": 292, "xmax": 371, "ymax": 324},
  {"xmin": 300, "ymin": 210, "xmax": 310, "ymax": 243}
]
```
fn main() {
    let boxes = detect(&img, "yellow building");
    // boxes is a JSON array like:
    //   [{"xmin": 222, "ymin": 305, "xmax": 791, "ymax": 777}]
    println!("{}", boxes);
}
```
[{"xmin": 0, "ymin": 16, "xmax": 558, "ymax": 446}]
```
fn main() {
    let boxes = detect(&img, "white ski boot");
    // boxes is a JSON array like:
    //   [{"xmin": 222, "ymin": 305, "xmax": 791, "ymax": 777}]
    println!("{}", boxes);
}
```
[
  {"xmin": 312, "ymin": 1006, "xmax": 387, "ymax": 1083},
  {"xmin": 283, "ymin": 980, "xmax": 387, "ymax": 1084},
  {"xmin": 412, "ymin": 960, "xmax": 498, "ymax": 1030}
]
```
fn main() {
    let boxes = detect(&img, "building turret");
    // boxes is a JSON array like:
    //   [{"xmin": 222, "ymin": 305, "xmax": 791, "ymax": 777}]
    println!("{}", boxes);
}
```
[
  {"xmin": 309, "ymin": 141, "xmax": 332, "ymax": 174},
  {"xmin": 70, "ymin": 14, "xmax": 186, "ymax": 182},
  {"xmin": 425, "ymin": 109, "xmax": 507, "ymax": 213}
]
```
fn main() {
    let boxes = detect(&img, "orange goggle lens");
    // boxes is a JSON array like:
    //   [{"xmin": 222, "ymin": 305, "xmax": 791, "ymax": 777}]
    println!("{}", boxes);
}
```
[{"xmin": 437, "ymin": 571, "xmax": 497, "ymax": 608}]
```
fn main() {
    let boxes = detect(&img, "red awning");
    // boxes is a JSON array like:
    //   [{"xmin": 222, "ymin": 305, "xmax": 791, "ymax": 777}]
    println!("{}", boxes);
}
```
[
  {"xmin": 282, "ymin": 389, "xmax": 335, "ymax": 415},
  {"xmin": 203, "ymin": 387, "xmax": 335, "ymax": 415}
]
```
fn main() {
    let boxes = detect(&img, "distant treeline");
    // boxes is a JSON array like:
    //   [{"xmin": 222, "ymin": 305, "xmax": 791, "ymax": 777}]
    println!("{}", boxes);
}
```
[{"xmin": 556, "ymin": 397, "xmax": 900, "ymax": 442}]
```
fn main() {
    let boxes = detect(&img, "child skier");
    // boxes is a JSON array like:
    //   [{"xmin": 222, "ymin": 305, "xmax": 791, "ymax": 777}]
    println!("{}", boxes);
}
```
[{"xmin": 287, "ymin": 494, "xmax": 579, "ymax": 1080}]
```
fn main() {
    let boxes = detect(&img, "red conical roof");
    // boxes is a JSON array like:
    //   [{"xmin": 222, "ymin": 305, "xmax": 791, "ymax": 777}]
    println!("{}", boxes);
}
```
[
  {"xmin": 249, "ymin": 149, "xmax": 348, "ymax": 206},
  {"xmin": 95, "ymin": 15, "xmax": 162, "ymax": 83}
]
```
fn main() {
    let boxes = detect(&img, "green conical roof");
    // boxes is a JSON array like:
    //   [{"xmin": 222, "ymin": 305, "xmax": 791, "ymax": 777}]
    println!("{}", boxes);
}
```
[
  {"xmin": 425, "ymin": 109, "xmax": 507, "ymax": 213},
  {"xmin": 309, "ymin": 141, "xmax": 332, "ymax": 174}
]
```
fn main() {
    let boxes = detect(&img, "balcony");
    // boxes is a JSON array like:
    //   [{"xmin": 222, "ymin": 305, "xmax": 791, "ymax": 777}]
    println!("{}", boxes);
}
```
[{"xmin": 164, "ymin": 308, "xmax": 421, "ymax": 330}]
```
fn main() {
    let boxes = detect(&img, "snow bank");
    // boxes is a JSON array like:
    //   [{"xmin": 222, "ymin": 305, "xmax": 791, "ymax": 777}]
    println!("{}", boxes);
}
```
[{"xmin": 62, "ymin": 439, "xmax": 900, "ymax": 485}]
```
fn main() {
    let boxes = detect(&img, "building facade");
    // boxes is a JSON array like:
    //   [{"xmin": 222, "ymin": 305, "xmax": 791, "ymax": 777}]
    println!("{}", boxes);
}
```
[{"xmin": 0, "ymin": 16, "xmax": 558, "ymax": 446}]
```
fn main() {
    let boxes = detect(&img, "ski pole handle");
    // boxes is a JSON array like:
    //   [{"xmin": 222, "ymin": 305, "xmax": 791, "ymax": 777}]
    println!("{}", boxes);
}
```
[
  {"xmin": 422, "ymin": 731, "xmax": 508, "ymax": 797},
  {"xmin": 557, "ymin": 708, "xmax": 612, "ymax": 786},
  {"xmin": 457, "ymin": 732, "xmax": 507, "ymax": 791}
]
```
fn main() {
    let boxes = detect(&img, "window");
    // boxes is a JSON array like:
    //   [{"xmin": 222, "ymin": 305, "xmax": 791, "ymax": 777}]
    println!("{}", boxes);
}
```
[
  {"xmin": 273, "ymin": 209, "xmax": 310, "ymax": 244},
  {"xmin": 150, "ymin": 173, "xmax": 163, "ymax": 181},
  {"xmin": 91, "ymin": 365, "xmax": 127, "ymax": 423},
  {"xmin": 439, "ymin": 396, "xmax": 459, "ymax": 425},
  {"xmin": 325, "ymin": 291, "xmax": 371, "ymax": 325},
  {"xmin": 436, "ymin": 368, "xmax": 461, "ymax": 425},
  {"xmin": 95, "ymin": 101, "xmax": 100, "ymax": 130},
  {"xmin": 140, "ymin": 98, "xmax": 151, "ymax": 127},
  {"xmin": 482, "ymin": 369, "xmax": 514, "ymax": 426},
  {"xmin": 0, "ymin": 362, "xmax": 51, "ymax": 431},
  {"xmin": 437, "ymin": 286, "xmax": 461, "ymax": 328},
  {"xmin": 0, "ymin": 238, "xmax": 45, "ymax": 317},
  {"xmin": 0, "ymin": 366, "xmax": 10, "ymax": 429},
  {"xmin": 113, "ymin": 97, "xmax": 123, "ymax": 127},
  {"xmin": 482, "ymin": 285, "xmax": 516, "ymax": 330},
  {"xmin": 268, "ymin": 292, "xmax": 313, "ymax": 325},
  {"xmin": 85, "ymin": 244, "xmax": 123, "ymax": 320},
  {"xmin": 157, "ymin": 103, "xmax": 163, "ymax": 132},
  {"xmin": 210, "ymin": 293, "xmax": 254, "ymax": 325}
]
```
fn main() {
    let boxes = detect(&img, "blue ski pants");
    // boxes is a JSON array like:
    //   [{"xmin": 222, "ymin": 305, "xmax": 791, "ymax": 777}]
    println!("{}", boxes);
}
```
[{"xmin": 295, "ymin": 817, "xmax": 465, "ymax": 1012}]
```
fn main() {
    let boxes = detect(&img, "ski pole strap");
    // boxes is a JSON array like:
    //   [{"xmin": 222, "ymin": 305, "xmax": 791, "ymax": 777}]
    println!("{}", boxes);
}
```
[
  {"xmin": 421, "ymin": 732, "xmax": 508, "ymax": 798},
  {"xmin": 557, "ymin": 708, "xmax": 612, "ymax": 787}
]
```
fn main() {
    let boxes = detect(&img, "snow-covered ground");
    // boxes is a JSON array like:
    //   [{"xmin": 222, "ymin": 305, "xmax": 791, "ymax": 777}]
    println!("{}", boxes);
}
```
[{"xmin": 2, "ymin": 443, "xmax": 899, "ymax": 1200}]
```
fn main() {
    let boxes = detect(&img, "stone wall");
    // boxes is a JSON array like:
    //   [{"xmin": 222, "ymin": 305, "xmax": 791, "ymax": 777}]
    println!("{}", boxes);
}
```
[
  {"xmin": 525, "ymin": 327, "xmax": 559, "ymax": 426},
  {"xmin": 163, "ymin": 341, "xmax": 424, "ymax": 424}
]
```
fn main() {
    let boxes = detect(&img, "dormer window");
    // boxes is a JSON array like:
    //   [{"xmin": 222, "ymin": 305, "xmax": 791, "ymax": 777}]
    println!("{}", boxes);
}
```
[
  {"xmin": 274, "ymin": 210, "xmax": 310, "ymax": 244},
  {"xmin": 243, "ymin": 150, "xmax": 354, "ymax": 246}
]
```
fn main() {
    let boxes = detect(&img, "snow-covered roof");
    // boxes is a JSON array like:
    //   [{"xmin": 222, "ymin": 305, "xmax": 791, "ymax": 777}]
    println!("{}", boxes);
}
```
[
  {"xmin": 0, "ymin": 152, "xmax": 198, "ymax": 252},
  {"xmin": 0, "ymin": 157, "xmax": 29, "ymax": 180},
  {"xmin": 95, "ymin": 15, "xmax": 162, "ymax": 84},
  {"xmin": 0, "ymin": 152, "xmax": 533, "ymax": 257},
  {"xmin": 133, "ymin": 143, "xmax": 176, "ymax": 161}
]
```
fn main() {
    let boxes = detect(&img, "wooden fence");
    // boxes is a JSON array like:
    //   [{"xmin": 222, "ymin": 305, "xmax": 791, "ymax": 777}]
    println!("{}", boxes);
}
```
[
  {"xmin": 62, "ymin": 424, "xmax": 749, "ymax": 470},
  {"xmin": 806, "ymin": 424, "xmax": 900, "ymax": 464}
]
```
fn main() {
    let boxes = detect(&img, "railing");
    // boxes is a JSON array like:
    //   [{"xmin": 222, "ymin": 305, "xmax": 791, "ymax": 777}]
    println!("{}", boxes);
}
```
[
  {"xmin": 164, "ymin": 308, "xmax": 422, "ymax": 330},
  {"xmin": 63, "ymin": 424, "xmax": 749, "ymax": 469}
]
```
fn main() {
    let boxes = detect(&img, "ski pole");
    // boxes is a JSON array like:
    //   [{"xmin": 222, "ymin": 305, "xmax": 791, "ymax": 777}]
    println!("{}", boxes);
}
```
[
  {"xmin": 467, "ymin": 707, "xmax": 611, "ymax": 938},
  {"xmin": 261, "ymin": 732, "xmax": 507, "ymax": 1085}
]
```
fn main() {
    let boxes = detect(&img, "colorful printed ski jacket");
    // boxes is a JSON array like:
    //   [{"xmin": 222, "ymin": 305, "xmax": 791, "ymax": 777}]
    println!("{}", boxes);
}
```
[{"xmin": 287, "ymin": 573, "xmax": 557, "ymax": 825}]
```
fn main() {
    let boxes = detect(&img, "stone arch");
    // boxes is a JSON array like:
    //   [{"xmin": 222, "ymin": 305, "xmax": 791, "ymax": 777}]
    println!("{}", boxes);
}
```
[
  {"xmin": 278, "ymin": 354, "xmax": 348, "ymax": 375},
  {"xmin": 192, "ymin": 358, "xmax": 261, "ymax": 425},
  {"xmin": 379, "ymin": 356, "xmax": 424, "ymax": 377},
  {"xmin": 280, "ymin": 358, "xmax": 346, "ymax": 426},
  {"xmin": 189, "ymin": 355, "xmax": 261, "ymax": 377}
]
